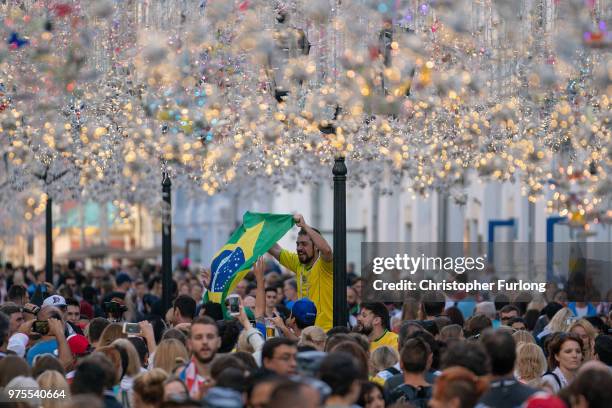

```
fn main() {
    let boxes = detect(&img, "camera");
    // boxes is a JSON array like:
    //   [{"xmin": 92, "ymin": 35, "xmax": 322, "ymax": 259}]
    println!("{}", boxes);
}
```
[
  {"xmin": 225, "ymin": 294, "xmax": 241, "ymax": 317},
  {"xmin": 122, "ymin": 322, "xmax": 142, "ymax": 336}
]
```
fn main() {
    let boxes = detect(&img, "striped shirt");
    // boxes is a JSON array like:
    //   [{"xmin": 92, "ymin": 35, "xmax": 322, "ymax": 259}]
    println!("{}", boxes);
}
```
[{"xmin": 179, "ymin": 357, "xmax": 209, "ymax": 399}]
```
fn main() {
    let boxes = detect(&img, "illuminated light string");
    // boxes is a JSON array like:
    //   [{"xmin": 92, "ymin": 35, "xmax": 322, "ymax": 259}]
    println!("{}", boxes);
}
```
[{"xmin": 0, "ymin": 0, "xmax": 609, "ymax": 234}]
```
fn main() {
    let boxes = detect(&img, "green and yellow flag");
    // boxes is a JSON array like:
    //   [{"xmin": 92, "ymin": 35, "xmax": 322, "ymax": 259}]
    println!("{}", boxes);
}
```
[{"xmin": 206, "ymin": 212, "xmax": 294, "ymax": 305}]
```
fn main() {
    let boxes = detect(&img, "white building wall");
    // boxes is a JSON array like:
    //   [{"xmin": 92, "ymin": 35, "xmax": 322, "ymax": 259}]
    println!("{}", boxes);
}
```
[{"xmin": 170, "ymin": 173, "xmax": 610, "ymax": 271}]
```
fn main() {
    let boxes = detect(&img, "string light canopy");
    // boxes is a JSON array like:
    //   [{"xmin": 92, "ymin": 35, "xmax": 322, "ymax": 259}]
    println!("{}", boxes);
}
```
[{"xmin": 0, "ymin": 0, "xmax": 610, "ymax": 235}]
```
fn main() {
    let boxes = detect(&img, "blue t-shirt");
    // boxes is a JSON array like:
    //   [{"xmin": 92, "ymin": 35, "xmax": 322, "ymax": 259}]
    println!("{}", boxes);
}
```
[
  {"xmin": 255, "ymin": 321, "xmax": 266, "ymax": 339},
  {"xmin": 26, "ymin": 339, "xmax": 58, "ymax": 365}
]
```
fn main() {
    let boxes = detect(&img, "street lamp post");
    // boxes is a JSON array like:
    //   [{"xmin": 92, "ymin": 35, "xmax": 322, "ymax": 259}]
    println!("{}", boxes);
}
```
[
  {"xmin": 161, "ymin": 171, "xmax": 173, "ymax": 314},
  {"xmin": 45, "ymin": 198, "xmax": 53, "ymax": 283},
  {"xmin": 333, "ymin": 157, "xmax": 348, "ymax": 327}
]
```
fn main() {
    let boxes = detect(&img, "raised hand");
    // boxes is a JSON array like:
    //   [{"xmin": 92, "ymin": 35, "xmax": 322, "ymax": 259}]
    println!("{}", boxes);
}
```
[
  {"xmin": 293, "ymin": 213, "xmax": 306, "ymax": 228},
  {"xmin": 253, "ymin": 257, "xmax": 265, "ymax": 281},
  {"xmin": 139, "ymin": 320, "xmax": 154, "ymax": 340},
  {"xmin": 271, "ymin": 311, "xmax": 285, "ymax": 329},
  {"xmin": 47, "ymin": 318, "xmax": 64, "ymax": 338},
  {"xmin": 237, "ymin": 298, "xmax": 251, "ymax": 329},
  {"xmin": 199, "ymin": 268, "xmax": 211, "ymax": 289}
]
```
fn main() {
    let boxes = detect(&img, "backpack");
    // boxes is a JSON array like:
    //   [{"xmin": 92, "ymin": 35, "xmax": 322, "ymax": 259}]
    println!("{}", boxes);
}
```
[
  {"xmin": 382, "ymin": 366, "xmax": 401, "ymax": 377},
  {"xmin": 542, "ymin": 370, "xmax": 562, "ymax": 390},
  {"xmin": 388, "ymin": 383, "xmax": 432, "ymax": 408}
]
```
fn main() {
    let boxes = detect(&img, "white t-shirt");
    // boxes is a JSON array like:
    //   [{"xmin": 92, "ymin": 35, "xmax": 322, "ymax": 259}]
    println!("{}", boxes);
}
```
[
  {"xmin": 375, "ymin": 362, "xmax": 401, "ymax": 383},
  {"xmin": 542, "ymin": 367, "xmax": 568, "ymax": 394},
  {"xmin": 575, "ymin": 305, "xmax": 588, "ymax": 318}
]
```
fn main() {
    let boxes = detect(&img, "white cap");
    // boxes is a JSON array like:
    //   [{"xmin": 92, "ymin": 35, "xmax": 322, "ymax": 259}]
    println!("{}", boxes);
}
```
[
  {"xmin": 42, "ymin": 295, "xmax": 67, "ymax": 308},
  {"xmin": 7, "ymin": 333, "xmax": 29, "ymax": 358}
]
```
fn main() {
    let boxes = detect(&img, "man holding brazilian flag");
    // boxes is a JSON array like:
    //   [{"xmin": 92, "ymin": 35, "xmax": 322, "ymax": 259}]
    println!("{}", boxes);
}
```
[{"xmin": 207, "ymin": 212, "xmax": 334, "ymax": 331}]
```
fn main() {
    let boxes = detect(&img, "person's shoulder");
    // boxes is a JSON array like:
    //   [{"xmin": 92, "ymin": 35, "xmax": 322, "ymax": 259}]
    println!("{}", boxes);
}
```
[
  {"xmin": 479, "ymin": 382, "xmax": 536, "ymax": 406},
  {"xmin": 381, "ymin": 330, "xmax": 398, "ymax": 345},
  {"xmin": 279, "ymin": 250, "xmax": 301, "ymax": 271},
  {"xmin": 390, "ymin": 383, "xmax": 432, "ymax": 400},
  {"xmin": 279, "ymin": 249, "xmax": 299, "ymax": 260},
  {"xmin": 314, "ymin": 253, "xmax": 333, "ymax": 267},
  {"xmin": 478, "ymin": 389, "xmax": 508, "ymax": 405},
  {"xmin": 312, "ymin": 254, "xmax": 333, "ymax": 274},
  {"xmin": 512, "ymin": 382, "xmax": 538, "ymax": 397},
  {"xmin": 29, "ymin": 338, "xmax": 56, "ymax": 351},
  {"xmin": 386, "ymin": 330, "xmax": 398, "ymax": 339},
  {"xmin": 384, "ymin": 373, "xmax": 404, "ymax": 391},
  {"xmin": 103, "ymin": 395, "xmax": 123, "ymax": 408},
  {"xmin": 67, "ymin": 321, "xmax": 84, "ymax": 335}
]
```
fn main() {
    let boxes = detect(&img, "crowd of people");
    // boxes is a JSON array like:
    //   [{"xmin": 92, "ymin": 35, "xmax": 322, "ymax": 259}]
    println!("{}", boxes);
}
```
[{"xmin": 0, "ymin": 219, "xmax": 611, "ymax": 408}]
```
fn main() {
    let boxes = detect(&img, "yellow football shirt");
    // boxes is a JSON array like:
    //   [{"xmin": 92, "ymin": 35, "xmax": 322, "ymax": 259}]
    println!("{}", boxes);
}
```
[
  {"xmin": 370, "ymin": 330, "xmax": 398, "ymax": 352},
  {"xmin": 279, "ymin": 249, "xmax": 333, "ymax": 331}
]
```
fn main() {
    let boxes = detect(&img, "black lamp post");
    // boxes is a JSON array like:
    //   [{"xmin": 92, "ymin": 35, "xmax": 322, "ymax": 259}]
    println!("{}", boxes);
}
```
[
  {"xmin": 161, "ymin": 171, "xmax": 173, "ymax": 314},
  {"xmin": 45, "ymin": 198, "xmax": 53, "ymax": 283},
  {"xmin": 333, "ymin": 157, "xmax": 348, "ymax": 327}
]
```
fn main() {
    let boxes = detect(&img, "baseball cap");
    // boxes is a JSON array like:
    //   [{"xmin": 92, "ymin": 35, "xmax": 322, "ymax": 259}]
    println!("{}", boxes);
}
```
[
  {"xmin": 524, "ymin": 394, "xmax": 567, "ymax": 408},
  {"xmin": 80, "ymin": 301, "xmax": 94, "ymax": 320},
  {"xmin": 42, "ymin": 295, "xmax": 67, "ymax": 308},
  {"xmin": 67, "ymin": 334, "xmax": 92, "ymax": 357},
  {"xmin": 291, "ymin": 298, "xmax": 317, "ymax": 327},
  {"xmin": 115, "ymin": 272, "xmax": 133, "ymax": 286}
]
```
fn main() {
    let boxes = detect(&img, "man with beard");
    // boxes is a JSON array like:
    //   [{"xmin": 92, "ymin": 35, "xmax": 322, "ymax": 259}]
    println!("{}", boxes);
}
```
[
  {"xmin": 179, "ymin": 316, "xmax": 221, "ymax": 399},
  {"xmin": 268, "ymin": 214, "xmax": 333, "ymax": 331},
  {"xmin": 356, "ymin": 302, "xmax": 398, "ymax": 352},
  {"xmin": 347, "ymin": 287, "xmax": 359, "ymax": 328}
]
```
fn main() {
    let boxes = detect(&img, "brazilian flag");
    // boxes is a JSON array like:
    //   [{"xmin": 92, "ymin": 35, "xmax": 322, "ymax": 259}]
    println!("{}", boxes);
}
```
[{"xmin": 206, "ymin": 212, "xmax": 294, "ymax": 308}]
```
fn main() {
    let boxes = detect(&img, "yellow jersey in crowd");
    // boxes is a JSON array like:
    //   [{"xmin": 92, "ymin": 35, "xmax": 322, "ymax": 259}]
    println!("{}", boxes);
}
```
[
  {"xmin": 370, "ymin": 330, "xmax": 398, "ymax": 352},
  {"xmin": 279, "ymin": 249, "xmax": 333, "ymax": 331}
]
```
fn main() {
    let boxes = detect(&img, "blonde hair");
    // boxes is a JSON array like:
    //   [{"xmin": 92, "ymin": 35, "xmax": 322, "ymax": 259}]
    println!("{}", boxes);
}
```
[
  {"xmin": 37, "ymin": 370, "xmax": 71, "ymax": 408},
  {"xmin": 112, "ymin": 339, "xmax": 142, "ymax": 377},
  {"xmin": 299, "ymin": 326, "xmax": 326, "ymax": 351},
  {"xmin": 133, "ymin": 368, "xmax": 168, "ymax": 407},
  {"xmin": 512, "ymin": 330, "xmax": 536, "ymax": 346},
  {"xmin": 370, "ymin": 345, "xmax": 399, "ymax": 373},
  {"xmin": 401, "ymin": 297, "xmax": 420, "ymax": 321},
  {"xmin": 153, "ymin": 339, "xmax": 189, "ymax": 374},
  {"xmin": 569, "ymin": 318, "xmax": 597, "ymax": 360},
  {"xmin": 546, "ymin": 307, "xmax": 574, "ymax": 333},
  {"xmin": 236, "ymin": 330, "xmax": 255, "ymax": 353},
  {"xmin": 97, "ymin": 323, "xmax": 127, "ymax": 349},
  {"xmin": 515, "ymin": 343, "xmax": 547, "ymax": 382},
  {"xmin": 527, "ymin": 298, "xmax": 547, "ymax": 312}
]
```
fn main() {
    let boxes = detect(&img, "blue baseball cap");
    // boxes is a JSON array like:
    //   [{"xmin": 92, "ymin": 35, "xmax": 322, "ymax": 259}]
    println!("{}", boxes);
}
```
[
  {"xmin": 115, "ymin": 272, "xmax": 132, "ymax": 286},
  {"xmin": 291, "ymin": 298, "xmax": 317, "ymax": 327}
]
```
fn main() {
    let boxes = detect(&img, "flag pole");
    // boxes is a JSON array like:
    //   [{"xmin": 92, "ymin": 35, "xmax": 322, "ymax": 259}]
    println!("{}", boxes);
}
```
[
  {"xmin": 162, "ymin": 170, "xmax": 173, "ymax": 314},
  {"xmin": 45, "ymin": 198, "xmax": 53, "ymax": 284},
  {"xmin": 333, "ymin": 157, "xmax": 348, "ymax": 327}
]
